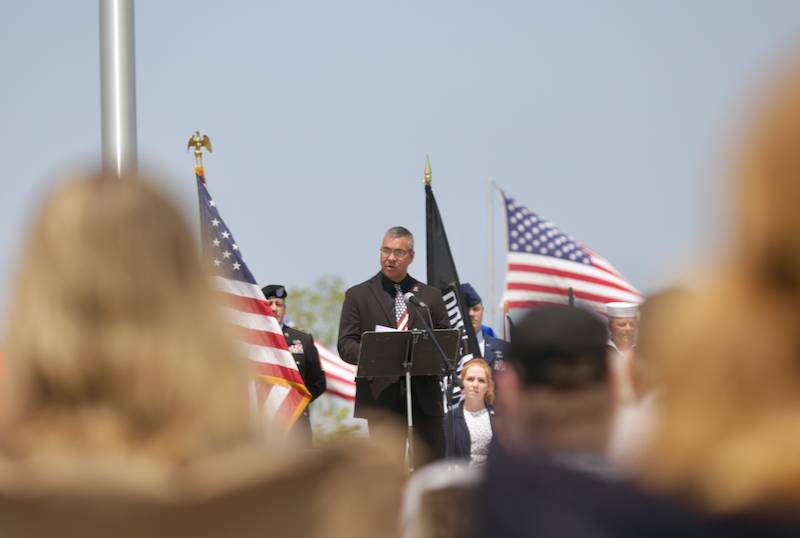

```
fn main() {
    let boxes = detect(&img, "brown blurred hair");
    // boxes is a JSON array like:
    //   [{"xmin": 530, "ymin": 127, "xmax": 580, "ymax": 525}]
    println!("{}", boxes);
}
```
[
  {"xmin": 1, "ymin": 172, "xmax": 254, "ymax": 464},
  {"xmin": 643, "ymin": 62, "xmax": 800, "ymax": 514}
]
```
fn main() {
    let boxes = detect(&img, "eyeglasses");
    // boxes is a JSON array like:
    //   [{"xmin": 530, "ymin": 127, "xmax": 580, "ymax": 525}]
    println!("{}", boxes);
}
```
[{"xmin": 380, "ymin": 247, "xmax": 411, "ymax": 259}]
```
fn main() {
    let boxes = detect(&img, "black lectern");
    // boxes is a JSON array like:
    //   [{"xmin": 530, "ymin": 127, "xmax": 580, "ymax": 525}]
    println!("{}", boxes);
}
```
[{"xmin": 357, "ymin": 329, "xmax": 459, "ymax": 469}]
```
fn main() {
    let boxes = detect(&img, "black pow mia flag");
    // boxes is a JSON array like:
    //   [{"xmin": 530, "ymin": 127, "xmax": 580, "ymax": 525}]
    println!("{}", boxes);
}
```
[{"xmin": 425, "ymin": 183, "xmax": 482, "ymax": 388}]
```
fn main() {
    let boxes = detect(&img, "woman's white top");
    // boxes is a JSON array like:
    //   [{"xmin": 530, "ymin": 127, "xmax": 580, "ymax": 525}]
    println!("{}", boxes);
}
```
[{"xmin": 464, "ymin": 407, "xmax": 492, "ymax": 466}]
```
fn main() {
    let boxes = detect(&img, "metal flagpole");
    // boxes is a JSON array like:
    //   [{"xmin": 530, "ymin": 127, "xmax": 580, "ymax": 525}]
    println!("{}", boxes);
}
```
[
  {"xmin": 487, "ymin": 177, "xmax": 495, "ymax": 330},
  {"xmin": 99, "ymin": 0, "xmax": 138, "ymax": 176},
  {"xmin": 491, "ymin": 180, "xmax": 509, "ymax": 332},
  {"xmin": 503, "ymin": 300, "xmax": 510, "ymax": 341}
]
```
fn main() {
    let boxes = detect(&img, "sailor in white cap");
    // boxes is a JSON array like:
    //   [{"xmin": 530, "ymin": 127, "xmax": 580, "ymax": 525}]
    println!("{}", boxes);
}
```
[{"xmin": 605, "ymin": 302, "xmax": 640, "ymax": 404}]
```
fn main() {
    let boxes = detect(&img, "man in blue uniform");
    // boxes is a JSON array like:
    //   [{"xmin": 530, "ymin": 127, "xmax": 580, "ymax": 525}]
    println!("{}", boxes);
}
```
[{"xmin": 460, "ymin": 283, "xmax": 510, "ymax": 371}]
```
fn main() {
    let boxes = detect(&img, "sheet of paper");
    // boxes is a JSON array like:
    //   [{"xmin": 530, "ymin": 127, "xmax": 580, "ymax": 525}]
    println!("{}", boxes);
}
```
[{"xmin": 375, "ymin": 324, "xmax": 399, "ymax": 332}]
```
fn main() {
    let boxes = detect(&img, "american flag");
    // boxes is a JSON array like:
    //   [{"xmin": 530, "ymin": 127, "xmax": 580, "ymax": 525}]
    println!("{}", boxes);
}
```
[
  {"xmin": 501, "ymin": 192, "xmax": 642, "ymax": 314},
  {"xmin": 196, "ymin": 176, "xmax": 310, "ymax": 428},
  {"xmin": 315, "ymin": 342, "xmax": 356, "ymax": 403}
]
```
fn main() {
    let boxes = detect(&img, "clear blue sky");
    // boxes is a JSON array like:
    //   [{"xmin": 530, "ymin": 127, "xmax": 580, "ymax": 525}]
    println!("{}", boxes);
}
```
[{"xmin": 2, "ymin": 1, "xmax": 800, "ymax": 325}]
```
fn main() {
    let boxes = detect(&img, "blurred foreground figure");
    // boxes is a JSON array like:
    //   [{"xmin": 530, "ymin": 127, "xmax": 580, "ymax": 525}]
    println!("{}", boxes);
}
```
[
  {"xmin": 2, "ymin": 172, "xmax": 254, "ymax": 462},
  {"xmin": 640, "ymin": 61, "xmax": 800, "ymax": 526},
  {"xmin": 493, "ymin": 307, "xmax": 615, "ymax": 474},
  {"xmin": 0, "ymin": 173, "xmax": 405, "ymax": 538},
  {"xmin": 477, "ymin": 307, "xmax": 701, "ymax": 538}
]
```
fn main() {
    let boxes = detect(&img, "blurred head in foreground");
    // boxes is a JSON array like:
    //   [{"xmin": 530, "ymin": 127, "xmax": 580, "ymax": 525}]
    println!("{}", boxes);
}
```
[
  {"xmin": 628, "ymin": 288, "xmax": 691, "ymax": 400},
  {"xmin": 644, "ymin": 61, "xmax": 800, "ymax": 514},
  {"xmin": 496, "ymin": 306, "xmax": 612, "ymax": 455},
  {"xmin": 0, "ymin": 172, "xmax": 254, "ymax": 464}
]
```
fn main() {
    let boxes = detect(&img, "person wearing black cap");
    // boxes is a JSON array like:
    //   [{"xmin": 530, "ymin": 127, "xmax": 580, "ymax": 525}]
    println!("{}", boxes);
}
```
[
  {"xmin": 475, "ymin": 306, "xmax": 682, "ymax": 538},
  {"xmin": 474, "ymin": 307, "xmax": 754, "ymax": 538},
  {"xmin": 491, "ymin": 306, "xmax": 614, "ymax": 466},
  {"xmin": 262, "ymin": 284, "xmax": 327, "ymax": 447},
  {"xmin": 460, "ymin": 283, "xmax": 510, "ymax": 372}
]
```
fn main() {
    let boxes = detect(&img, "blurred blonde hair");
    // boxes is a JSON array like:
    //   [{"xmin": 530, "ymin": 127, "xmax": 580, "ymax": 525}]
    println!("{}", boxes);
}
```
[
  {"xmin": 1, "ymin": 172, "xmax": 254, "ymax": 464},
  {"xmin": 460, "ymin": 358, "xmax": 494, "ymax": 406},
  {"xmin": 644, "ymin": 62, "xmax": 800, "ymax": 513}
]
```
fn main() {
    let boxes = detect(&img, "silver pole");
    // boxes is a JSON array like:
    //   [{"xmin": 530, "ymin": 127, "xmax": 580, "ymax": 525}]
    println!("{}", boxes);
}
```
[
  {"xmin": 100, "ymin": 0, "xmax": 138, "ymax": 176},
  {"xmin": 487, "ymin": 177, "xmax": 496, "ymax": 330}
]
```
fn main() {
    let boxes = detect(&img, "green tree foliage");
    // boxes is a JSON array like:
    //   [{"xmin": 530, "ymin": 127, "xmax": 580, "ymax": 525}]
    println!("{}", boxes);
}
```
[
  {"xmin": 290, "ymin": 275, "xmax": 367, "ymax": 443},
  {"xmin": 287, "ymin": 275, "xmax": 346, "ymax": 347},
  {"xmin": 310, "ymin": 396, "xmax": 367, "ymax": 445}
]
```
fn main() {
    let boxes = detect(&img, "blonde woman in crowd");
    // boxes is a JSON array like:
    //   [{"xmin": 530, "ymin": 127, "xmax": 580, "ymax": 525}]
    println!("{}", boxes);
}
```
[
  {"xmin": 0, "ymin": 173, "xmax": 254, "ymax": 466},
  {"xmin": 0, "ymin": 172, "xmax": 404, "ymax": 538}
]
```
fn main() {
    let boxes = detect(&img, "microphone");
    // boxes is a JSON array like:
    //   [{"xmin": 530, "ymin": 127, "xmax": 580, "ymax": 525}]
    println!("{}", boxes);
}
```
[{"xmin": 403, "ymin": 292, "xmax": 427, "ymax": 308}]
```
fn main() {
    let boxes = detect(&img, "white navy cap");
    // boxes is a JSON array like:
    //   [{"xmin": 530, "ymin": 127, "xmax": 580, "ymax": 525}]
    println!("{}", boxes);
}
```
[{"xmin": 606, "ymin": 301, "xmax": 639, "ymax": 318}]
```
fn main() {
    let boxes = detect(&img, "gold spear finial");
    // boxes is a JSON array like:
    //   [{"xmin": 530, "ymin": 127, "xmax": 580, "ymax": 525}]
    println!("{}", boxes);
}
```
[
  {"xmin": 187, "ymin": 131, "xmax": 212, "ymax": 182},
  {"xmin": 424, "ymin": 155, "xmax": 432, "ymax": 185}
]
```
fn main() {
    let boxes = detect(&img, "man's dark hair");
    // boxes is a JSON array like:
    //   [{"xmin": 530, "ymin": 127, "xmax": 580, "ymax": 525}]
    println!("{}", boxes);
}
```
[{"xmin": 508, "ymin": 306, "xmax": 608, "ymax": 390}]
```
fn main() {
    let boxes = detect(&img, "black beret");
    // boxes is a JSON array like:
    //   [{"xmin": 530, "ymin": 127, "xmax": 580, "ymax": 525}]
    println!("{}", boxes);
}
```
[{"xmin": 262, "ymin": 285, "xmax": 287, "ymax": 300}]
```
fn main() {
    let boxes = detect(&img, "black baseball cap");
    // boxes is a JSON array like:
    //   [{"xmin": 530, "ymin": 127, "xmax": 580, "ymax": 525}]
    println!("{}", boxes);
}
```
[{"xmin": 508, "ymin": 306, "xmax": 608, "ymax": 390}]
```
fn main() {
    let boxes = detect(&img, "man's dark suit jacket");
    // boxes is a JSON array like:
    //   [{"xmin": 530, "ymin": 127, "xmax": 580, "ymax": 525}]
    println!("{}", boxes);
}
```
[{"xmin": 337, "ymin": 272, "xmax": 450, "ymax": 418}]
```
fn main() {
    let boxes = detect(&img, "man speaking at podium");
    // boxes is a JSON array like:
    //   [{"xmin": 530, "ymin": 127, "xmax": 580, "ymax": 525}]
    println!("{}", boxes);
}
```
[{"xmin": 338, "ymin": 226, "xmax": 451, "ymax": 461}]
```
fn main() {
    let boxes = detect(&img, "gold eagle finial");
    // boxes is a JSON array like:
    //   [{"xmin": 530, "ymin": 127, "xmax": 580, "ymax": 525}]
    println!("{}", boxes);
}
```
[
  {"xmin": 187, "ymin": 131, "xmax": 212, "ymax": 182},
  {"xmin": 187, "ymin": 131, "xmax": 212, "ymax": 153}
]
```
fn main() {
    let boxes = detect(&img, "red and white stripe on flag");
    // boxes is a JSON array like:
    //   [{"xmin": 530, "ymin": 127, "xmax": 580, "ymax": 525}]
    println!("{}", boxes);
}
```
[
  {"xmin": 315, "ymin": 343, "xmax": 357, "ymax": 403},
  {"xmin": 196, "ymin": 175, "xmax": 310, "ymax": 430},
  {"xmin": 213, "ymin": 276, "xmax": 311, "ymax": 428},
  {"xmin": 501, "ymin": 193, "xmax": 643, "ymax": 315}
]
